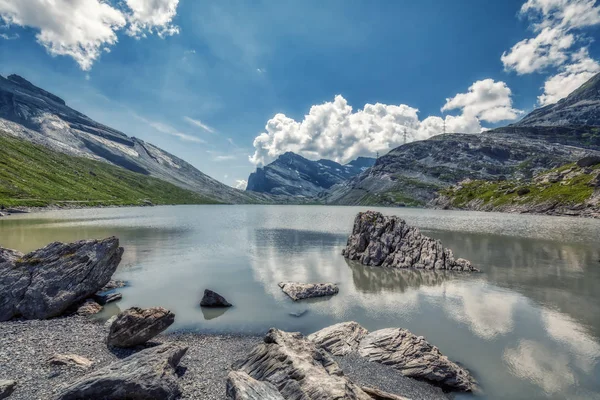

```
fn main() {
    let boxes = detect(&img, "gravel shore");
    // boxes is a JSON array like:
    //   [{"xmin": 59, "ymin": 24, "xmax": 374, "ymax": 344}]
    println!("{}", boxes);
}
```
[{"xmin": 0, "ymin": 317, "xmax": 447, "ymax": 399}]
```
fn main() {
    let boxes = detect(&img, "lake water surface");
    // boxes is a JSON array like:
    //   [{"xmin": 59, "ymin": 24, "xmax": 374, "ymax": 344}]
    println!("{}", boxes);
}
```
[{"xmin": 1, "ymin": 205, "xmax": 600, "ymax": 399}]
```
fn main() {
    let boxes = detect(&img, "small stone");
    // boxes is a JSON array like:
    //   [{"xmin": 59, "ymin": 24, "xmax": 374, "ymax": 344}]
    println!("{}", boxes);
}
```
[
  {"xmin": 48, "ymin": 354, "xmax": 93, "ymax": 368},
  {"xmin": 0, "ymin": 380, "xmax": 16, "ymax": 399},
  {"xmin": 278, "ymin": 282, "xmax": 339, "ymax": 301},
  {"xmin": 93, "ymin": 292, "xmax": 122, "ymax": 305},
  {"xmin": 360, "ymin": 386, "xmax": 410, "ymax": 400},
  {"xmin": 100, "ymin": 280, "xmax": 127, "ymax": 291},
  {"xmin": 107, "ymin": 307, "xmax": 175, "ymax": 348},
  {"xmin": 76, "ymin": 299, "xmax": 102, "ymax": 316},
  {"xmin": 200, "ymin": 289, "xmax": 232, "ymax": 307}
]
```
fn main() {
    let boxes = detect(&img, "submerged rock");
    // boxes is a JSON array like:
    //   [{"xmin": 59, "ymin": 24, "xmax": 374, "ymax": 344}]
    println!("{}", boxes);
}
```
[
  {"xmin": 358, "ymin": 328, "xmax": 476, "ymax": 392},
  {"xmin": 308, "ymin": 321, "xmax": 369, "ymax": 356},
  {"xmin": 343, "ymin": 211, "xmax": 478, "ymax": 272},
  {"xmin": 56, "ymin": 343, "xmax": 187, "ymax": 400},
  {"xmin": 0, "ymin": 237, "xmax": 123, "ymax": 321},
  {"xmin": 200, "ymin": 289, "xmax": 232, "ymax": 307},
  {"xmin": 226, "ymin": 371, "xmax": 284, "ymax": 400},
  {"xmin": 0, "ymin": 380, "xmax": 16, "ymax": 399},
  {"xmin": 278, "ymin": 282, "xmax": 339, "ymax": 301},
  {"xmin": 48, "ymin": 354, "xmax": 93, "ymax": 369},
  {"xmin": 233, "ymin": 328, "xmax": 372, "ymax": 399},
  {"xmin": 107, "ymin": 307, "xmax": 175, "ymax": 348}
]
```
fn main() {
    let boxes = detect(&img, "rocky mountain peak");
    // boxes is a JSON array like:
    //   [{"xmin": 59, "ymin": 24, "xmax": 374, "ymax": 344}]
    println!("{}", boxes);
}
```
[{"xmin": 3, "ymin": 74, "xmax": 66, "ymax": 105}]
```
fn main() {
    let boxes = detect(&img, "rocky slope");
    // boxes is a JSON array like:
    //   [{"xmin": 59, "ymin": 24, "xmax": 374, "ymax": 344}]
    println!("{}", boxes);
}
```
[
  {"xmin": 431, "ymin": 157, "xmax": 600, "ymax": 218},
  {"xmin": 0, "ymin": 74, "xmax": 266, "ymax": 204},
  {"xmin": 246, "ymin": 152, "xmax": 374, "ymax": 197}
]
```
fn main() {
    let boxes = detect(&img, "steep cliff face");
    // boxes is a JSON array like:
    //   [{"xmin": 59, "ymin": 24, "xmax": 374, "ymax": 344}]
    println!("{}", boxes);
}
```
[
  {"xmin": 0, "ymin": 74, "xmax": 267, "ymax": 204},
  {"xmin": 246, "ymin": 152, "xmax": 374, "ymax": 197}
]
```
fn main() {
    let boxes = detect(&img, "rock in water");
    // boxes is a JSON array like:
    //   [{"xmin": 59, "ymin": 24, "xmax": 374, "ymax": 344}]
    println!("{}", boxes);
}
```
[
  {"xmin": 200, "ymin": 289, "xmax": 232, "ymax": 307},
  {"xmin": 226, "ymin": 371, "xmax": 284, "ymax": 400},
  {"xmin": 93, "ymin": 292, "xmax": 122, "ymax": 305},
  {"xmin": 76, "ymin": 299, "xmax": 103, "ymax": 316},
  {"xmin": 56, "ymin": 343, "xmax": 187, "ymax": 400},
  {"xmin": 0, "ymin": 237, "xmax": 123, "ymax": 321},
  {"xmin": 358, "ymin": 328, "xmax": 476, "ymax": 392},
  {"xmin": 278, "ymin": 282, "xmax": 339, "ymax": 301},
  {"xmin": 308, "ymin": 321, "xmax": 369, "ymax": 356},
  {"xmin": 233, "ymin": 328, "xmax": 372, "ymax": 399},
  {"xmin": 107, "ymin": 307, "xmax": 175, "ymax": 348},
  {"xmin": 343, "ymin": 211, "xmax": 478, "ymax": 272},
  {"xmin": 0, "ymin": 380, "xmax": 17, "ymax": 399}
]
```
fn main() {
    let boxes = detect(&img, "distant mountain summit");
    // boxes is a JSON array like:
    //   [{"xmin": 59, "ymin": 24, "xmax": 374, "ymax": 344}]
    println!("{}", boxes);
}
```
[
  {"xmin": 515, "ymin": 72, "xmax": 600, "ymax": 127},
  {"xmin": 0, "ymin": 74, "xmax": 265, "ymax": 204},
  {"xmin": 246, "ymin": 152, "xmax": 375, "ymax": 197}
]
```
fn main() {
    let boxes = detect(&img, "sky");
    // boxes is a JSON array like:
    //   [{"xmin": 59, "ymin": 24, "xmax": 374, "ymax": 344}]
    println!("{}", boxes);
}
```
[{"xmin": 1, "ymin": 0, "xmax": 600, "ymax": 189}]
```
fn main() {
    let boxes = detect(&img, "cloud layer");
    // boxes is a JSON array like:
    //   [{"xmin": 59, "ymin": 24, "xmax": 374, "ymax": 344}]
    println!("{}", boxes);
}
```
[
  {"xmin": 0, "ymin": 0, "xmax": 180, "ymax": 70},
  {"xmin": 250, "ymin": 79, "xmax": 520, "ymax": 165},
  {"xmin": 502, "ymin": 0, "xmax": 600, "ymax": 105}
]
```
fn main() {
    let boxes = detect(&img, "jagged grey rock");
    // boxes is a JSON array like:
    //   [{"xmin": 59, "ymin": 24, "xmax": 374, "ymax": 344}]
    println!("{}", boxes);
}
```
[
  {"xmin": 200, "ymin": 289, "xmax": 232, "ymax": 307},
  {"xmin": 55, "ymin": 343, "xmax": 187, "ymax": 400},
  {"xmin": 343, "ymin": 211, "xmax": 478, "ymax": 272},
  {"xmin": 233, "ymin": 328, "xmax": 372, "ymax": 399},
  {"xmin": 0, "ymin": 237, "xmax": 123, "ymax": 321},
  {"xmin": 226, "ymin": 371, "xmax": 284, "ymax": 400},
  {"xmin": 278, "ymin": 282, "xmax": 339, "ymax": 301},
  {"xmin": 308, "ymin": 322, "xmax": 369, "ymax": 356},
  {"xmin": 358, "ymin": 328, "xmax": 476, "ymax": 392},
  {"xmin": 107, "ymin": 307, "xmax": 175, "ymax": 348},
  {"xmin": 0, "ymin": 380, "xmax": 16, "ymax": 399},
  {"xmin": 48, "ymin": 354, "xmax": 93, "ymax": 368},
  {"xmin": 76, "ymin": 299, "xmax": 103, "ymax": 316}
]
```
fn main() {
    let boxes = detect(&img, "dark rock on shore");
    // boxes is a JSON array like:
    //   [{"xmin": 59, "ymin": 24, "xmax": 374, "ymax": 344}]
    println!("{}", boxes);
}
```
[
  {"xmin": 200, "ymin": 289, "xmax": 232, "ymax": 307},
  {"xmin": 343, "ymin": 211, "xmax": 478, "ymax": 272},
  {"xmin": 0, "ymin": 380, "xmax": 16, "ymax": 399},
  {"xmin": 278, "ymin": 282, "xmax": 339, "ymax": 301},
  {"xmin": 0, "ymin": 237, "xmax": 123, "ymax": 321},
  {"xmin": 56, "ymin": 343, "xmax": 187, "ymax": 400},
  {"xmin": 107, "ymin": 307, "xmax": 175, "ymax": 348}
]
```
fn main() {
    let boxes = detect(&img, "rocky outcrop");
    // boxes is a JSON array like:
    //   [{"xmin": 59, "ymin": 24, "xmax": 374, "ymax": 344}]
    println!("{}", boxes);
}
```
[
  {"xmin": 107, "ymin": 307, "xmax": 175, "ymax": 348},
  {"xmin": 76, "ymin": 299, "xmax": 103, "ymax": 316},
  {"xmin": 232, "ymin": 328, "xmax": 372, "ymax": 399},
  {"xmin": 200, "ymin": 289, "xmax": 232, "ymax": 307},
  {"xmin": 358, "ymin": 328, "xmax": 476, "ymax": 392},
  {"xmin": 56, "ymin": 343, "xmax": 187, "ymax": 400},
  {"xmin": 343, "ymin": 212, "xmax": 477, "ymax": 271},
  {"xmin": 0, "ymin": 237, "xmax": 123, "ymax": 321},
  {"xmin": 308, "ymin": 322, "xmax": 369, "ymax": 356},
  {"xmin": 0, "ymin": 380, "xmax": 16, "ymax": 399},
  {"xmin": 226, "ymin": 371, "xmax": 285, "ymax": 400},
  {"xmin": 278, "ymin": 282, "xmax": 339, "ymax": 301},
  {"xmin": 48, "ymin": 354, "xmax": 93, "ymax": 368}
]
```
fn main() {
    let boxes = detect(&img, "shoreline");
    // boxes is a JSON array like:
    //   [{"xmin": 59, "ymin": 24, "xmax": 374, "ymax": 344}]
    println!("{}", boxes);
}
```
[{"xmin": 0, "ymin": 316, "xmax": 448, "ymax": 400}]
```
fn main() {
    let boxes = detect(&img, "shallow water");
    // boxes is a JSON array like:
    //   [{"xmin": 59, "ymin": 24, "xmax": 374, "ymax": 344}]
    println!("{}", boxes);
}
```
[{"xmin": 1, "ymin": 205, "xmax": 600, "ymax": 399}]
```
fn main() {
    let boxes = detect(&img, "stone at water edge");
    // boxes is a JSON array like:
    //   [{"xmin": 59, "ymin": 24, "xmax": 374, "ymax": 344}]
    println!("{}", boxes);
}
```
[
  {"xmin": 200, "ymin": 289, "xmax": 232, "ymax": 307},
  {"xmin": 226, "ymin": 371, "xmax": 285, "ymax": 400},
  {"xmin": 76, "ymin": 299, "xmax": 103, "ymax": 316},
  {"xmin": 278, "ymin": 282, "xmax": 339, "ymax": 301},
  {"xmin": 343, "ymin": 211, "xmax": 478, "ymax": 272},
  {"xmin": 358, "ymin": 328, "xmax": 477, "ymax": 392},
  {"xmin": 0, "ymin": 237, "xmax": 123, "ymax": 321},
  {"xmin": 101, "ymin": 279, "xmax": 127, "ymax": 291},
  {"xmin": 48, "ymin": 354, "xmax": 93, "ymax": 369},
  {"xmin": 232, "ymin": 328, "xmax": 372, "ymax": 399},
  {"xmin": 55, "ymin": 344, "xmax": 187, "ymax": 400},
  {"xmin": 107, "ymin": 307, "xmax": 175, "ymax": 348},
  {"xmin": 93, "ymin": 291, "xmax": 122, "ymax": 305},
  {"xmin": 308, "ymin": 321, "xmax": 369, "ymax": 356},
  {"xmin": 0, "ymin": 380, "xmax": 17, "ymax": 399}
]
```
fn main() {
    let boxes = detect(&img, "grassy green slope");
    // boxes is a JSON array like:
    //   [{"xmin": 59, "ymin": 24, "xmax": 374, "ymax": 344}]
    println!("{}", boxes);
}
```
[{"xmin": 0, "ymin": 133, "xmax": 220, "ymax": 207}]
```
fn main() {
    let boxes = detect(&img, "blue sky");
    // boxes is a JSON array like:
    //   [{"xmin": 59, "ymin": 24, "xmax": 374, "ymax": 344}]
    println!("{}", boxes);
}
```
[{"xmin": 1, "ymin": 0, "xmax": 599, "ymax": 188}]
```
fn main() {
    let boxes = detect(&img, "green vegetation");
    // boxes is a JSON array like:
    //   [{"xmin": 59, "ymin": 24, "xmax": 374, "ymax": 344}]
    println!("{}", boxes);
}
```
[
  {"xmin": 440, "ymin": 162, "xmax": 599, "ymax": 209},
  {"xmin": 0, "ymin": 133, "xmax": 220, "ymax": 208}
]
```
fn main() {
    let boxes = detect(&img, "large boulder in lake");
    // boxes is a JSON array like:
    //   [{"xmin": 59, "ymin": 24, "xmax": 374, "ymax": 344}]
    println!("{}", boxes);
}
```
[
  {"xmin": 0, "ymin": 238, "xmax": 123, "ymax": 321},
  {"xmin": 343, "ymin": 211, "xmax": 478, "ymax": 272},
  {"xmin": 358, "ymin": 328, "xmax": 476, "ymax": 392},
  {"xmin": 107, "ymin": 307, "xmax": 175, "ymax": 348},
  {"xmin": 278, "ymin": 282, "xmax": 339, "ymax": 301},
  {"xmin": 308, "ymin": 321, "xmax": 369, "ymax": 356},
  {"xmin": 232, "ymin": 328, "xmax": 372, "ymax": 399},
  {"xmin": 56, "ymin": 343, "xmax": 187, "ymax": 400}
]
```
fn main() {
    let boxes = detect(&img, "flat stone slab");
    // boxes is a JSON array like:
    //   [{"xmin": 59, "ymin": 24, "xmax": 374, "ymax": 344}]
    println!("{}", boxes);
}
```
[{"xmin": 278, "ymin": 282, "xmax": 339, "ymax": 301}]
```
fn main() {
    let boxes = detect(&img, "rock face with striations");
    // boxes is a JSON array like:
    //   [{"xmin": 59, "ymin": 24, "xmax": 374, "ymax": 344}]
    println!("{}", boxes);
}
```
[
  {"xmin": 358, "ymin": 328, "xmax": 476, "ymax": 392},
  {"xmin": 226, "ymin": 371, "xmax": 285, "ymax": 400},
  {"xmin": 0, "ymin": 237, "xmax": 123, "ymax": 321},
  {"xmin": 56, "ymin": 343, "xmax": 187, "ymax": 400},
  {"xmin": 342, "ymin": 211, "xmax": 478, "ymax": 271},
  {"xmin": 308, "ymin": 322, "xmax": 369, "ymax": 356},
  {"xmin": 107, "ymin": 307, "xmax": 175, "ymax": 348},
  {"xmin": 278, "ymin": 282, "xmax": 339, "ymax": 301},
  {"xmin": 232, "ymin": 328, "xmax": 372, "ymax": 399}
]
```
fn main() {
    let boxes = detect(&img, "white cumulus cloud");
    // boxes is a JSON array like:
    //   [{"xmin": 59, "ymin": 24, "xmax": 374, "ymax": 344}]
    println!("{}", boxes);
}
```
[{"xmin": 0, "ymin": 0, "xmax": 180, "ymax": 70}]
